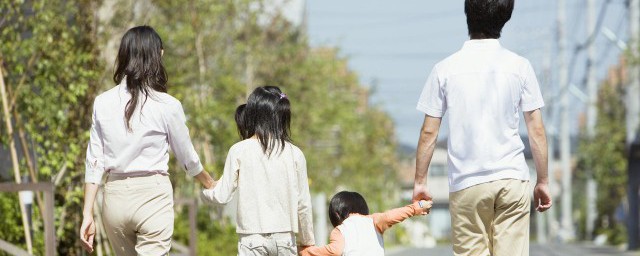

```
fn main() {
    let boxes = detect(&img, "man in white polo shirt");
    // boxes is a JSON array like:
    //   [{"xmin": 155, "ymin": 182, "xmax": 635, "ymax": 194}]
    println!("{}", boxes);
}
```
[{"xmin": 412, "ymin": 1, "xmax": 552, "ymax": 255}]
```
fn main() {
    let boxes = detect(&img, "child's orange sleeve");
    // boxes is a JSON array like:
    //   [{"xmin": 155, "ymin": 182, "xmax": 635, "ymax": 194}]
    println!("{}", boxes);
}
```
[
  {"xmin": 371, "ymin": 201, "xmax": 429, "ymax": 234},
  {"xmin": 300, "ymin": 227, "xmax": 344, "ymax": 256}
]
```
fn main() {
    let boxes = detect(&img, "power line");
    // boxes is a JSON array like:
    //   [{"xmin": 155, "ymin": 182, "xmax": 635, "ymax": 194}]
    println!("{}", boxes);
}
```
[
  {"xmin": 547, "ymin": 0, "xmax": 614, "ymax": 103},
  {"xmin": 568, "ymin": 1, "xmax": 586, "ymax": 42},
  {"xmin": 596, "ymin": 8, "xmax": 628, "ymax": 64},
  {"xmin": 346, "ymin": 52, "xmax": 449, "ymax": 60},
  {"xmin": 310, "ymin": 6, "xmax": 559, "ymax": 31}
]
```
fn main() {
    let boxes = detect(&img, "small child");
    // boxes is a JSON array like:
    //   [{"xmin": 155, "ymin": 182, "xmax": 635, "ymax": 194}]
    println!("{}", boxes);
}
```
[
  {"xmin": 202, "ymin": 86, "xmax": 315, "ymax": 256},
  {"xmin": 300, "ymin": 191, "xmax": 432, "ymax": 256}
]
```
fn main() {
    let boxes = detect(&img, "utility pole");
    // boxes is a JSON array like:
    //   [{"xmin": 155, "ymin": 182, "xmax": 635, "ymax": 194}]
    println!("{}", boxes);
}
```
[
  {"xmin": 627, "ymin": 0, "xmax": 640, "ymax": 250},
  {"xmin": 537, "ymin": 41, "xmax": 553, "ymax": 244},
  {"xmin": 313, "ymin": 193, "xmax": 328, "ymax": 246},
  {"xmin": 585, "ymin": 0, "xmax": 597, "ymax": 241},
  {"xmin": 628, "ymin": 0, "xmax": 640, "ymax": 147},
  {"xmin": 547, "ymin": 132, "xmax": 559, "ymax": 240},
  {"xmin": 557, "ymin": 0, "xmax": 574, "ymax": 241},
  {"xmin": 0, "ymin": 60, "xmax": 33, "ymax": 254}
]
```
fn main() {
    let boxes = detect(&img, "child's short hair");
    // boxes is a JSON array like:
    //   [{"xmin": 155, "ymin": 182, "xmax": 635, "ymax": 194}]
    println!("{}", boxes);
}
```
[
  {"xmin": 235, "ymin": 104, "xmax": 248, "ymax": 139},
  {"xmin": 329, "ymin": 191, "xmax": 370, "ymax": 227},
  {"xmin": 465, "ymin": 0, "xmax": 514, "ymax": 39}
]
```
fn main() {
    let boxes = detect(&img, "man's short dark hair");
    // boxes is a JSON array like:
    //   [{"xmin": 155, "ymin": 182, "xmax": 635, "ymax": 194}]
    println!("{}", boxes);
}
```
[{"xmin": 465, "ymin": 0, "xmax": 514, "ymax": 39}]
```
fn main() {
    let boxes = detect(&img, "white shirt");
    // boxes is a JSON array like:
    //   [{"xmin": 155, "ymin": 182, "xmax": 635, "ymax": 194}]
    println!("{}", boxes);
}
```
[
  {"xmin": 202, "ymin": 139, "xmax": 315, "ymax": 246},
  {"xmin": 338, "ymin": 215, "xmax": 384, "ymax": 256},
  {"xmin": 84, "ymin": 82, "xmax": 203, "ymax": 184},
  {"xmin": 417, "ymin": 39, "xmax": 544, "ymax": 192}
]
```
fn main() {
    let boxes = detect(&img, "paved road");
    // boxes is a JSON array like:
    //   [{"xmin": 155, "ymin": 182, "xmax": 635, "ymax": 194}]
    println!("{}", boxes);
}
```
[{"xmin": 387, "ymin": 244, "xmax": 640, "ymax": 256}]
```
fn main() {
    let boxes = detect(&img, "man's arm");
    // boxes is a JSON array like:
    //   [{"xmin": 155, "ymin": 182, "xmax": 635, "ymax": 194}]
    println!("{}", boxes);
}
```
[
  {"xmin": 413, "ymin": 115, "xmax": 441, "ymax": 202},
  {"xmin": 524, "ymin": 109, "xmax": 552, "ymax": 212}
]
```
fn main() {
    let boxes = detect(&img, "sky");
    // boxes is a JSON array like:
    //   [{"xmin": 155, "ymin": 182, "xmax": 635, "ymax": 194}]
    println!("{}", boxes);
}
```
[{"xmin": 305, "ymin": 0, "xmax": 630, "ymax": 148}]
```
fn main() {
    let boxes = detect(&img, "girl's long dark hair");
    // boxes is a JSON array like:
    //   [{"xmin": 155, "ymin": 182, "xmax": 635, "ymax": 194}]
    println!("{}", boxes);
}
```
[
  {"xmin": 113, "ymin": 25, "xmax": 168, "ymax": 131},
  {"xmin": 245, "ymin": 86, "xmax": 291, "ymax": 156}
]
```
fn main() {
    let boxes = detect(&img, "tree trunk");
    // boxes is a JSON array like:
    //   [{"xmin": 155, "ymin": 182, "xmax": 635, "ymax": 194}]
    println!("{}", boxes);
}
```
[
  {"xmin": 12, "ymin": 109, "xmax": 45, "ymax": 217},
  {"xmin": 0, "ymin": 58, "xmax": 33, "ymax": 254}
]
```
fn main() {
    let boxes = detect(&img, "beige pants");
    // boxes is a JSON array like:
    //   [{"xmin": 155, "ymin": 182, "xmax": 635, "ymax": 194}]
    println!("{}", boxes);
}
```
[
  {"xmin": 102, "ymin": 173, "xmax": 174, "ymax": 256},
  {"xmin": 450, "ymin": 179, "xmax": 530, "ymax": 256},
  {"xmin": 238, "ymin": 232, "xmax": 297, "ymax": 256}
]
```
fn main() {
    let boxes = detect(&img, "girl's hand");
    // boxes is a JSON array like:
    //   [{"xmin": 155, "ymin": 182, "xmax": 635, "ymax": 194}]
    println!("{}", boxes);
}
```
[
  {"xmin": 297, "ymin": 245, "xmax": 312, "ymax": 255},
  {"xmin": 201, "ymin": 188, "xmax": 215, "ymax": 203},
  {"xmin": 79, "ymin": 215, "xmax": 96, "ymax": 252},
  {"xmin": 415, "ymin": 200, "xmax": 433, "ymax": 215}
]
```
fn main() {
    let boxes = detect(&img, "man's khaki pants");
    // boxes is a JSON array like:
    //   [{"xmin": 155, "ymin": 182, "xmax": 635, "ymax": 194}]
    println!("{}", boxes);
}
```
[
  {"xmin": 450, "ymin": 179, "xmax": 530, "ymax": 256},
  {"xmin": 102, "ymin": 173, "xmax": 174, "ymax": 256}
]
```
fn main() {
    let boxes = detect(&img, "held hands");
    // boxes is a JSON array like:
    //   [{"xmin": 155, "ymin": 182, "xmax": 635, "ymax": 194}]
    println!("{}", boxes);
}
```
[
  {"xmin": 297, "ymin": 245, "xmax": 312, "ymax": 256},
  {"xmin": 194, "ymin": 171, "xmax": 216, "ymax": 189},
  {"xmin": 415, "ymin": 200, "xmax": 433, "ymax": 215},
  {"xmin": 79, "ymin": 215, "xmax": 96, "ymax": 253},
  {"xmin": 201, "ymin": 187, "xmax": 215, "ymax": 203},
  {"xmin": 412, "ymin": 183, "xmax": 433, "ymax": 203},
  {"xmin": 412, "ymin": 183, "xmax": 433, "ymax": 215},
  {"xmin": 200, "ymin": 180, "xmax": 219, "ymax": 203},
  {"xmin": 533, "ymin": 182, "xmax": 552, "ymax": 212}
]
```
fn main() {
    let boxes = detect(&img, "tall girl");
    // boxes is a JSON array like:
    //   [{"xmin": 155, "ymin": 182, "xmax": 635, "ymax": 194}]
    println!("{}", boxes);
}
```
[
  {"xmin": 79, "ymin": 26, "xmax": 214, "ymax": 255},
  {"xmin": 202, "ymin": 86, "xmax": 315, "ymax": 255}
]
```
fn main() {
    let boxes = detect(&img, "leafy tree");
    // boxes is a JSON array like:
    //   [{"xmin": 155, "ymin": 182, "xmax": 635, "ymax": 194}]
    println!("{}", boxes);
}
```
[
  {"xmin": 151, "ymin": 1, "xmax": 399, "ymax": 251},
  {"xmin": 577, "ymin": 78, "xmax": 627, "ymax": 245},
  {"xmin": 0, "ymin": 0, "xmax": 102, "ymax": 255},
  {"xmin": 0, "ymin": 0, "xmax": 400, "ymax": 254}
]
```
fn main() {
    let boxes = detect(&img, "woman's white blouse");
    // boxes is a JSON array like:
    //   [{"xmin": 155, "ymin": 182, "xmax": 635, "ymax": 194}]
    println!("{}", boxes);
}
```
[{"xmin": 84, "ymin": 83, "xmax": 203, "ymax": 184}]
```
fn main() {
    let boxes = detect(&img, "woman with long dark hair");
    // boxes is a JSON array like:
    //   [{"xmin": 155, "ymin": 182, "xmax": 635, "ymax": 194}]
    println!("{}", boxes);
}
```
[{"xmin": 79, "ymin": 25, "xmax": 214, "ymax": 255}]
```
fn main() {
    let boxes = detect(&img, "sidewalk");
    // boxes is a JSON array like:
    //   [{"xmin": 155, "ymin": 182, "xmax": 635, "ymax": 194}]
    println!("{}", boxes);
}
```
[
  {"xmin": 387, "ymin": 243, "xmax": 640, "ymax": 256},
  {"xmin": 531, "ymin": 243, "xmax": 639, "ymax": 256}
]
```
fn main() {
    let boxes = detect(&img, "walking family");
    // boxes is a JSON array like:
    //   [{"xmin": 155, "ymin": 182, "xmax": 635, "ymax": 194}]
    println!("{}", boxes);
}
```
[{"xmin": 79, "ymin": 0, "xmax": 552, "ymax": 255}]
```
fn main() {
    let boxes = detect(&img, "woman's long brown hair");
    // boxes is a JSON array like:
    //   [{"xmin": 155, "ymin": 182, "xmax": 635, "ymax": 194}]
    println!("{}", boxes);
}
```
[{"xmin": 113, "ymin": 25, "xmax": 168, "ymax": 131}]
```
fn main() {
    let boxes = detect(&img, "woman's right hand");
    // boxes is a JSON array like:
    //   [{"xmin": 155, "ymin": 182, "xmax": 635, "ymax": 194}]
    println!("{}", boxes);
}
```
[
  {"xmin": 79, "ymin": 215, "xmax": 96, "ymax": 252},
  {"xmin": 194, "ymin": 171, "xmax": 216, "ymax": 189}
]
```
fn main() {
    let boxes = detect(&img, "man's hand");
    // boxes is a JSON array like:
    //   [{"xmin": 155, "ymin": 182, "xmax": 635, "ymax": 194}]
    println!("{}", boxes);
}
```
[
  {"xmin": 79, "ymin": 215, "xmax": 96, "ymax": 253},
  {"xmin": 412, "ymin": 183, "xmax": 433, "ymax": 203},
  {"xmin": 533, "ymin": 182, "xmax": 552, "ymax": 212}
]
